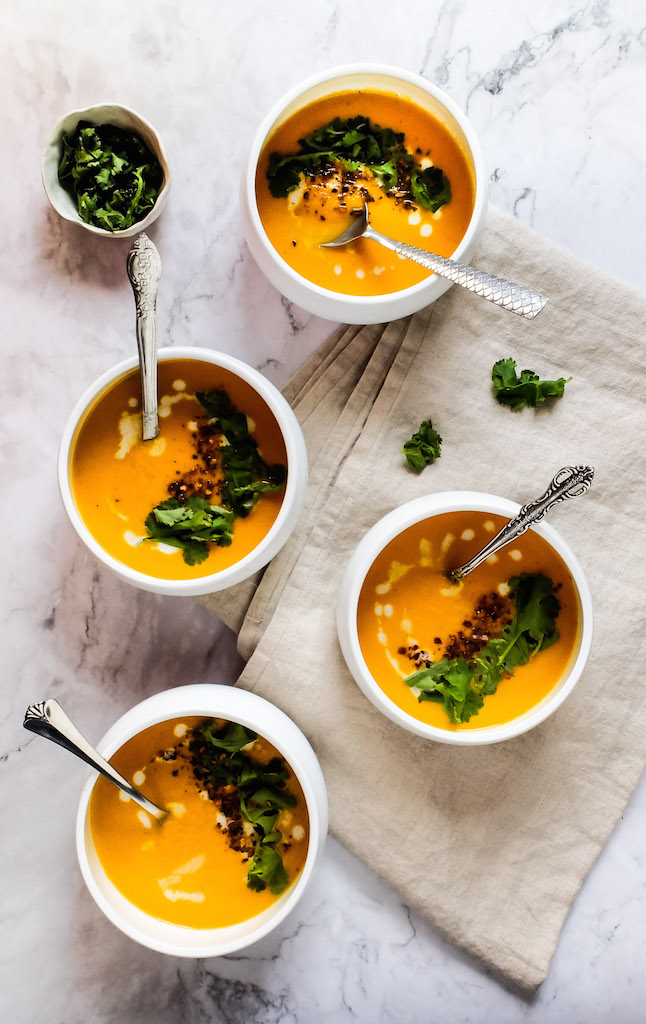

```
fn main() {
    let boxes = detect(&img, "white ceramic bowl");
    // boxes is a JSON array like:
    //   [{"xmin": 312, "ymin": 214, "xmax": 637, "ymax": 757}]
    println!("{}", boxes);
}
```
[
  {"xmin": 76, "ymin": 683, "xmax": 328, "ymax": 956},
  {"xmin": 242, "ymin": 63, "xmax": 488, "ymax": 325},
  {"xmin": 58, "ymin": 346, "xmax": 308, "ymax": 595},
  {"xmin": 42, "ymin": 103, "xmax": 171, "ymax": 237},
  {"xmin": 337, "ymin": 491, "xmax": 593, "ymax": 745}
]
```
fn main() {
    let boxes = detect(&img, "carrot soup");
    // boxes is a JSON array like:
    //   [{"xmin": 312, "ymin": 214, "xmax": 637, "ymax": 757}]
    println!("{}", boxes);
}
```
[
  {"xmin": 69, "ymin": 358, "xmax": 287, "ymax": 580},
  {"xmin": 256, "ymin": 89, "xmax": 474, "ymax": 296},
  {"xmin": 89, "ymin": 717, "xmax": 309, "ymax": 928},
  {"xmin": 357, "ymin": 512, "xmax": 579, "ymax": 731}
]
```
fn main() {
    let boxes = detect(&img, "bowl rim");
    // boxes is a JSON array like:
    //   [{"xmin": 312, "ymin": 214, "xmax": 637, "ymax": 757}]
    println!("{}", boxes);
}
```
[
  {"xmin": 244, "ymin": 62, "xmax": 488, "ymax": 308},
  {"xmin": 337, "ymin": 490, "xmax": 594, "ymax": 745},
  {"xmin": 57, "ymin": 345, "xmax": 308, "ymax": 595},
  {"xmin": 42, "ymin": 101, "xmax": 171, "ymax": 238},
  {"xmin": 75, "ymin": 683, "xmax": 328, "ymax": 956}
]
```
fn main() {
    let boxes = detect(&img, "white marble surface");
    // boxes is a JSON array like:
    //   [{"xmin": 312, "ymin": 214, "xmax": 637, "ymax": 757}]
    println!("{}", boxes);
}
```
[{"xmin": 2, "ymin": 1, "xmax": 645, "ymax": 1021}]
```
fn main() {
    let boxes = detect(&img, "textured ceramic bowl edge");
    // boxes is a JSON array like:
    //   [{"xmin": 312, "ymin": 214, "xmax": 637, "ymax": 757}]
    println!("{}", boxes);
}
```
[
  {"xmin": 42, "ymin": 102, "xmax": 171, "ymax": 238},
  {"xmin": 241, "ymin": 63, "xmax": 488, "ymax": 324},
  {"xmin": 337, "ymin": 491, "xmax": 593, "ymax": 745},
  {"xmin": 57, "ymin": 346, "xmax": 308, "ymax": 595},
  {"xmin": 75, "ymin": 684, "xmax": 328, "ymax": 956}
]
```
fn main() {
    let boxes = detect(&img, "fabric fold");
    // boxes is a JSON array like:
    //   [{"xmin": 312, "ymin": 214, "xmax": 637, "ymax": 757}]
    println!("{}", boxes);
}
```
[{"xmin": 200, "ymin": 207, "xmax": 646, "ymax": 990}]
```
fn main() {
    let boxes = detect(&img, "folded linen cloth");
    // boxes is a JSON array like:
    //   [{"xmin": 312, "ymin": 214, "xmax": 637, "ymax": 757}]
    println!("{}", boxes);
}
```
[{"xmin": 200, "ymin": 207, "xmax": 646, "ymax": 990}]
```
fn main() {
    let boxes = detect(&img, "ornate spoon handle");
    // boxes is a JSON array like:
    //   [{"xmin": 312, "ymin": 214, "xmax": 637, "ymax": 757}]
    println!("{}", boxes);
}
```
[
  {"xmin": 364, "ymin": 224, "xmax": 548, "ymax": 319},
  {"xmin": 449, "ymin": 466, "xmax": 595, "ymax": 582},
  {"xmin": 126, "ymin": 233, "xmax": 162, "ymax": 441},
  {"xmin": 23, "ymin": 699, "xmax": 167, "ymax": 821}
]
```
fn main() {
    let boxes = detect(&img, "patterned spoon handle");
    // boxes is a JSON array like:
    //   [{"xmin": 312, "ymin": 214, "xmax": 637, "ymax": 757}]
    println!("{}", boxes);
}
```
[
  {"xmin": 364, "ymin": 224, "xmax": 548, "ymax": 319},
  {"xmin": 448, "ymin": 466, "xmax": 595, "ymax": 582},
  {"xmin": 126, "ymin": 233, "xmax": 162, "ymax": 440}
]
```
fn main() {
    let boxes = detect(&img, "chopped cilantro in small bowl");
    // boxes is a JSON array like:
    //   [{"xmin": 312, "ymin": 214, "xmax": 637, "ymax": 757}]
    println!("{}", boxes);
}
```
[{"xmin": 42, "ymin": 103, "xmax": 170, "ymax": 237}]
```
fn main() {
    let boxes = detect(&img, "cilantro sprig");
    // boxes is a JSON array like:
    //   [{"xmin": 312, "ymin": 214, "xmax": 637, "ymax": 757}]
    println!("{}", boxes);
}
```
[
  {"xmin": 405, "ymin": 573, "xmax": 561, "ymax": 723},
  {"xmin": 58, "ymin": 122, "xmax": 162, "ymax": 232},
  {"xmin": 189, "ymin": 720, "xmax": 297, "ymax": 896},
  {"xmin": 492, "ymin": 358, "xmax": 571, "ymax": 411},
  {"xmin": 196, "ymin": 389, "xmax": 287, "ymax": 518},
  {"xmin": 144, "ymin": 496, "xmax": 234, "ymax": 566},
  {"xmin": 402, "ymin": 419, "xmax": 442, "ymax": 472},
  {"xmin": 267, "ymin": 115, "xmax": 451, "ymax": 213},
  {"xmin": 143, "ymin": 388, "xmax": 286, "ymax": 565}
]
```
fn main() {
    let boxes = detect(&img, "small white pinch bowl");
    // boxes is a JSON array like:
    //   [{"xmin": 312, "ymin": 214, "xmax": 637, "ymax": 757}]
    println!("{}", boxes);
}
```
[
  {"xmin": 42, "ymin": 103, "xmax": 170, "ymax": 237},
  {"xmin": 337, "ymin": 491, "xmax": 593, "ymax": 745},
  {"xmin": 242, "ymin": 63, "xmax": 488, "ymax": 325},
  {"xmin": 76, "ymin": 683, "xmax": 328, "ymax": 957},
  {"xmin": 58, "ymin": 346, "xmax": 308, "ymax": 596}
]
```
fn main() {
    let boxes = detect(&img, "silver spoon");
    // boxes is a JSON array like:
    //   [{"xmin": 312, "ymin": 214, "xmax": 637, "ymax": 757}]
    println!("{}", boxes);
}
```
[
  {"xmin": 447, "ymin": 466, "xmax": 594, "ymax": 583},
  {"xmin": 321, "ymin": 203, "xmax": 548, "ymax": 319},
  {"xmin": 23, "ymin": 699, "xmax": 168, "ymax": 822},
  {"xmin": 126, "ymin": 233, "xmax": 162, "ymax": 441}
]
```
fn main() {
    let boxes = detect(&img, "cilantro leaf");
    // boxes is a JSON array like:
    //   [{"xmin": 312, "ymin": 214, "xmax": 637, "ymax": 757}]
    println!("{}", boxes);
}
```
[
  {"xmin": 266, "ymin": 115, "xmax": 452, "ymax": 213},
  {"xmin": 196, "ymin": 389, "xmax": 287, "ymax": 518},
  {"xmin": 404, "ymin": 573, "xmax": 561, "ymax": 723},
  {"xmin": 58, "ymin": 121, "xmax": 162, "ymax": 232},
  {"xmin": 247, "ymin": 843, "xmax": 290, "ymax": 896},
  {"xmin": 402, "ymin": 419, "xmax": 442, "ymax": 472},
  {"xmin": 492, "ymin": 358, "xmax": 571, "ymax": 410},
  {"xmin": 144, "ymin": 496, "xmax": 234, "ymax": 565},
  {"xmin": 200, "ymin": 720, "xmax": 257, "ymax": 753}
]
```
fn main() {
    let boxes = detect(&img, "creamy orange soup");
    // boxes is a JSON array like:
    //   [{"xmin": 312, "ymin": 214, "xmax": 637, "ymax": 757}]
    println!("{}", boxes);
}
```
[
  {"xmin": 357, "ymin": 512, "xmax": 579, "ymax": 731},
  {"xmin": 256, "ymin": 89, "xmax": 475, "ymax": 296},
  {"xmin": 70, "ymin": 359, "xmax": 287, "ymax": 579},
  {"xmin": 89, "ymin": 717, "xmax": 309, "ymax": 928}
]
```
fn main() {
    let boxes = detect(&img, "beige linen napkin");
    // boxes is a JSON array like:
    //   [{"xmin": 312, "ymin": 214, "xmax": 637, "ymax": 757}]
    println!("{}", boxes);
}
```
[{"xmin": 201, "ymin": 207, "xmax": 646, "ymax": 990}]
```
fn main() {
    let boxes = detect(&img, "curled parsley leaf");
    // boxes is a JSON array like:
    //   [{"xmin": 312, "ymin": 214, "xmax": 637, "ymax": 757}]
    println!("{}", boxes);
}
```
[
  {"xmin": 405, "ymin": 573, "xmax": 560, "ymax": 723},
  {"xmin": 267, "ymin": 116, "xmax": 451, "ymax": 213},
  {"xmin": 402, "ymin": 419, "xmax": 442, "ymax": 472},
  {"xmin": 492, "ymin": 358, "xmax": 571, "ymax": 411},
  {"xmin": 58, "ymin": 122, "xmax": 162, "ymax": 232}
]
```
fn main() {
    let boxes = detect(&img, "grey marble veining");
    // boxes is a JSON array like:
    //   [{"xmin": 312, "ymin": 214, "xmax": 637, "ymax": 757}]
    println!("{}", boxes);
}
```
[{"xmin": 2, "ymin": 1, "xmax": 645, "ymax": 1021}]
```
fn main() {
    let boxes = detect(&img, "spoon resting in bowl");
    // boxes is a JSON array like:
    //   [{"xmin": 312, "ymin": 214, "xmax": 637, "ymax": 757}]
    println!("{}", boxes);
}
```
[
  {"xmin": 321, "ymin": 203, "xmax": 548, "ymax": 319},
  {"xmin": 447, "ymin": 466, "xmax": 594, "ymax": 583},
  {"xmin": 126, "ymin": 233, "xmax": 162, "ymax": 441},
  {"xmin": 23, "ymin": 698, "xmax": 168, "ymax": 822}
]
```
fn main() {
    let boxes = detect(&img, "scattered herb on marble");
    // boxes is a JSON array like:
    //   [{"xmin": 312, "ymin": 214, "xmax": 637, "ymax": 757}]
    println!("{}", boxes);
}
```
[
  {"xmin": 58, "ymin": 121, "xmax": 163, "ymax": 231},
  {"xmin": 405, "ymin": 573, "xmax": 560, "ymax": 723},
  {"xmin": 188, "ymin": 719, "xmax": 296, "ymax": 895},
  {"xmin": 492, "ymin": 358, "xmax": 571, "ymax": 411},
  {"xmin": 267, "ymin": 116, "xmax": 451, "ymax": 213},
  {"xmin": 402, "ymin": 419, "xmax": 443, "ymax": 472}
]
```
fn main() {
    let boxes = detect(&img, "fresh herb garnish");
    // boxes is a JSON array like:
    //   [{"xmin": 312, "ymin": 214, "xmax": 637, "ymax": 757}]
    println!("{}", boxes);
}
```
[
  {"xmin": 58, "ymin": 122, "xmax": 162, "ymax": 232},
  {"xmin": 189, "ymin": 720, "xmax": 297, "ymax": 896},
  {"xmin": 492, "ymin": 358, "xmax": 571, "ymax": 411},
  {"xmin": 196, "ymin": 389, "xmax": 287, "ymax": 518},
  {"xmin": 143, "ymin": 388, "xmax": 286, "ymax": 565},
  {"xmin": 402, "ymin": 419, "xmax": 442, "ymax": 472},
  {"xmin": 144, "ymin": 496, "xmax": 234, "ymax": 566},
  {"xmin": 405, "ymin": 573, "xmax": 560, "ymax": 723},
  {"xmin": 267, "ymin": 116, "xmax": 451, "ymax": 213}
]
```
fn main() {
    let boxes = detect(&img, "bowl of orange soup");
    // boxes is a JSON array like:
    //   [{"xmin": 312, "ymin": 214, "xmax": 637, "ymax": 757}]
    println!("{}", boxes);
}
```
[
  {"xmin": 242, "ymin": 64, "xmax": 487, "ymax": 324},
  {"xmin": 58, "ymin": 347, "xmax": 308, "ymax": 595},
  {"xmin": 337, "ymin": 492, "xmax": 592, "ymax": 745},
  {"xmin": 76, "ymin": 684, "xmax": 328, "ymax": 956}
]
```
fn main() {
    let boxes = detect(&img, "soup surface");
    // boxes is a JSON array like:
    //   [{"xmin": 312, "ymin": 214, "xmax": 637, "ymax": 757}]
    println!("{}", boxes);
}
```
[
  {"xmin": 256, "ymin": 89, "xmax": 475, "ymax": 296},
  {"xmin": 89, "ymin": 717, "xmax": 309, "ymax": 929},
  {"xmin": 357, "ymin": 512, "xmax": 579, "ymax": 730},
  {"xmin": 70, "ymin": 359, "xmax": 287, "ymax": 579}
]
